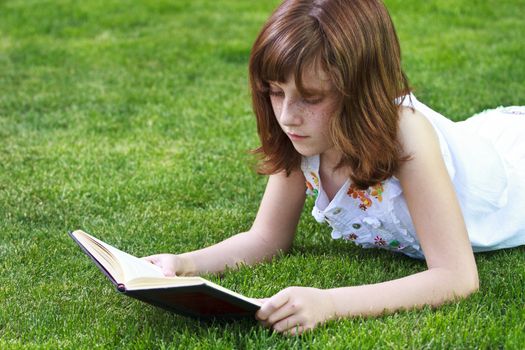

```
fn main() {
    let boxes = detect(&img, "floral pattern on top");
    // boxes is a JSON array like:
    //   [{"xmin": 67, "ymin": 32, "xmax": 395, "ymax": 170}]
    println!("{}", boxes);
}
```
[
  {"xmin": 347, "ymin": 182, "xmax": 384, "ymax": 211},
  {"xmin": 372, "ymin": 235, "xmax": 405, "ymax": 250},
  {"xmin": 305, "ymin": 171, "xmax": 320, "ymax": 197},
  {"xmin": 301, "ymin": 154, "xmax": 423, "ymax": 259},
  {"xmin": 389, "ymin": 240, "xmax": 402, "ymax": 249},
  {"xmin": 345, "ymin": 233, "xmax": 358, "ymax": 241}
]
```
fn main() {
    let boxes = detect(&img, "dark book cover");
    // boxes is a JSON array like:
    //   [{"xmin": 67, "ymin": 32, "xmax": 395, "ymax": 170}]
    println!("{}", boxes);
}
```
[
  {"xmin": 69, "ymin": 230, "xmax": 260, "ymax": 320},
  {"xmin": 122, "ymin": 284, "xmax": 260, "ymax": 319}
]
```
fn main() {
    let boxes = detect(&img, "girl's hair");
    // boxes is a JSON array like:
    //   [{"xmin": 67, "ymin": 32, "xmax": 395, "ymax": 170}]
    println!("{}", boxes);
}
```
[{"xmin": 249, "ymin": 0, "xmax": 411, "ymax": 189}]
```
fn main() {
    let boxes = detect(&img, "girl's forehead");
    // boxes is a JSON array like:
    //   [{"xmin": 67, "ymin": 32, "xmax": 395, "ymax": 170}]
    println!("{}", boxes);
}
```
[
  {"xmin": 301, "ymin": 66, "xmax": 331, "ymax": 84},
  {"xmin": 269, "ymin": 65, "xmax": 333, "ymax": 90}
]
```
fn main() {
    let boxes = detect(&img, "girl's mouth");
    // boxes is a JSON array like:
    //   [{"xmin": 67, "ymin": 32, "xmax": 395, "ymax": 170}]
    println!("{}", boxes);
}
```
[{"xmin": 287, "ymin": 132, "xmax": 308, "ymax": 141}]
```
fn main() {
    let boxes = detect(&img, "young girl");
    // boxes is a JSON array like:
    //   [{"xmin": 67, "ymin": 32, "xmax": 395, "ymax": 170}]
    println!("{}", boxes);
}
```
[{"xmin": 145, "ymin": 0, "xmax": 525, "ymax": 335}]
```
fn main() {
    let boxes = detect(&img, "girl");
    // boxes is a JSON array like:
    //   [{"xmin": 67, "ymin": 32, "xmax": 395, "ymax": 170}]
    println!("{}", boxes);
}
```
[{"xmin": 145, "ymin": 0, "xmax": 525, "ymax": 335}]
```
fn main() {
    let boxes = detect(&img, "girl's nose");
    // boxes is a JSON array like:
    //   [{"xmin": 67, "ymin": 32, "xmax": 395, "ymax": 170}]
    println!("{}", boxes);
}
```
[{"xmin": 279, "ymin": 99, "xmax": 301, "ymax": 126}]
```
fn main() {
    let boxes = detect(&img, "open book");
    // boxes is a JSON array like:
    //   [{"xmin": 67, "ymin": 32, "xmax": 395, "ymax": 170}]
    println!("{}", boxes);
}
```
[{"xmin": 69, "ymin": 230, "xmax": 261, "ymax": 319}]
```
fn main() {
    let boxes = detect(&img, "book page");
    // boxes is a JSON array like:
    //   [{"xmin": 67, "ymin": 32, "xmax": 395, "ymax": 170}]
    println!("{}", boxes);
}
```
[
  {"xmin": 73, "ymin": 230, "xmax": 165, "ymax": 283},
  {"xmin": 203, "ymin": 280, "xmax": 263, "ymax": 306},
  {"xmin": 72, "ymin": 230, "xmax": 262, "ymax": 310}
]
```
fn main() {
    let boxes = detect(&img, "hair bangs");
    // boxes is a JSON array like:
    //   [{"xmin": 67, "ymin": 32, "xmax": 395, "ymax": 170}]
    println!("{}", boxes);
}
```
[{"xmin": 255, "ymin": 20, "xmax": 324, "ymax": 94}]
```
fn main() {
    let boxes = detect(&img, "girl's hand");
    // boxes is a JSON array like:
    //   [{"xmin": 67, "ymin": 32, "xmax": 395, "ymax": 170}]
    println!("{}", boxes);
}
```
[
  {"xmin": 142, "ymin": 254, "xmax": 185, "ymax": 277},
  {"xmin": 255, "ymin": 287, "xmax": 337, "ymax": 336}
]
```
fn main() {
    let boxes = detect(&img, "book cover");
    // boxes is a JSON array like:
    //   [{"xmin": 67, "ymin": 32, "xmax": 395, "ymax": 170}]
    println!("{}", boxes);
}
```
[{"xmin": 69, "ymin": 230, "xmax": 261, "ymax": 319}]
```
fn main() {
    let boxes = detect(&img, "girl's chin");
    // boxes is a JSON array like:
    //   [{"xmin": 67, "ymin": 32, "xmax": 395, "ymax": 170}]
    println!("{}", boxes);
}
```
[
  {"xmin": 292, "ymin": 144, "xmax": 339, "ymax": 159},
  {"xmin": 292, "ymin": 146, "xmax": 319, "ymax": 157}
]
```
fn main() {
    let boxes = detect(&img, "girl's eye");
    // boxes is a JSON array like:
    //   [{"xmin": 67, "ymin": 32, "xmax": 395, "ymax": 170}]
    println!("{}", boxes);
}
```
[
  {"xmin": 303, "ymin": 97, "xmax": 323, "ymax": 105},
  {"xmin": 269, "ymin": 90, "xmax": 284, "ymax": 98}
]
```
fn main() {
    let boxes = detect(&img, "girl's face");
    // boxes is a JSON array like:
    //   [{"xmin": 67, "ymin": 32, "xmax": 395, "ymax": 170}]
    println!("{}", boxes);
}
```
[{"xmin": 268, "ymin": 67, "xmax": 340, "ymax": 158}]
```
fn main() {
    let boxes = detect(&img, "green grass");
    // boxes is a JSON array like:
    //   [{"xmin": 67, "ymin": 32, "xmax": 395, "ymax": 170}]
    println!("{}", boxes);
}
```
[{"xmin": 1, "ymin": 0, "xmax": 524, "ymax": 348}]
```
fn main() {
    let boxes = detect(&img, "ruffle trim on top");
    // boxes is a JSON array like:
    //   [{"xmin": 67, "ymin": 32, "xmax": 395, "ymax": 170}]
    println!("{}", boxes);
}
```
[
  {"xmin": 303, "ymin": 155, "xmax": 425, "ymax": 259},
  {"xmin": 340, "ymin": 177, "xmax": 424, "ymax": 259},
  {"xmin": 383, "ymin": 178, "xmax": 424, "ymax": 259}
]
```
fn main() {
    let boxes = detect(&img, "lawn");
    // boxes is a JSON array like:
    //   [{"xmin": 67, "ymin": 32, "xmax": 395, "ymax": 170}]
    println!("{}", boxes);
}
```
[{"xmin": 1, "ymin": 0, "xmax": 524, "ymax": 348}]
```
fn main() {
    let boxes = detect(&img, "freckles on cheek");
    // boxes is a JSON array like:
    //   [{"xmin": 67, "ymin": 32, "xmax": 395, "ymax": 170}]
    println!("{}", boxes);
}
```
[{"xmin": 310, "ymin": 109, "xmax": 331, "ymax": 124}]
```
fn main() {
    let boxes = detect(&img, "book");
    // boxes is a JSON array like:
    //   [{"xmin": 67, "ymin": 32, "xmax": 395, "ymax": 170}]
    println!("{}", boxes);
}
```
[{"xmin": 69, "ymin": 229, "xmax": 261, "ymax": 319}]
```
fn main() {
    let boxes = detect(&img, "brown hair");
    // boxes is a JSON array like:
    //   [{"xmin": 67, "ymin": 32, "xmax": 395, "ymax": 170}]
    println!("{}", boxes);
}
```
[{"xmin": 249, "ymin": 0, "xmax": 411, "ymax": 189}]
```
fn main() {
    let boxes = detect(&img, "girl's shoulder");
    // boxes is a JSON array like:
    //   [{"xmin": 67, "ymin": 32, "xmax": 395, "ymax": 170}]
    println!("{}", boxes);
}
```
[{"xmin": 397, "ymin": 105, "xmax": 440, "ymax": 159}]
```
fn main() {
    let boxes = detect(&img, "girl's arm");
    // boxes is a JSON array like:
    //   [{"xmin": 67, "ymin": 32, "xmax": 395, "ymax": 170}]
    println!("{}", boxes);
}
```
[
  {"xmin": 329, "ymin": 107, "xmax": 480, "ymax": 310},
  {"xmin": 256, "ymin": 108, "xmax": 479, "ymax": 335},
  {"xmin": 144, "ymin": 169, "xmax": 307, "ymax": 276}
]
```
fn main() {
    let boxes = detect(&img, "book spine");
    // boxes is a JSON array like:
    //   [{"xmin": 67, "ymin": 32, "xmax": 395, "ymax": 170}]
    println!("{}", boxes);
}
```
[{"xmin": 117, "ymin": 284, "xmax": 126, "ymax": 292}]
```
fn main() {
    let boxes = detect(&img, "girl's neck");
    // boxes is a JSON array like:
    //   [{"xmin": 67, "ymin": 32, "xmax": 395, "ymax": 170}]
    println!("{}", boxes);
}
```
[
  {"xmin": 319, "ymin": 149, "xmax": 350, "ymax": 201},
  {"xmin": 319, "ymin": 148, "xmax": 342, "ymax": 170}
]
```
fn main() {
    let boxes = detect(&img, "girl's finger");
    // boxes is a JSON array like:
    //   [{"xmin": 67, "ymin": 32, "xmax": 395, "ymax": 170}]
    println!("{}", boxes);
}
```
[
  {"xmin": 272, "ymin": 315, "xmax": 302, "ymax": 333},
  {"xmin": 161, "ymin": 267, "xmax": 176, "ymax": 277},
  {"xmin": 266, "ymin": 301, "xmax": 297, "ymax": 326},
  {"xmin": 141, "ymin": 255, "xmax": 158, "ymax": 264},
  {"xmin": 256, "ymin": 291, "xmax": 290, "ymax": 321},
  {"xmin": 285, "ymin": 325, "xmax": 305, "ymax": 337}
]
